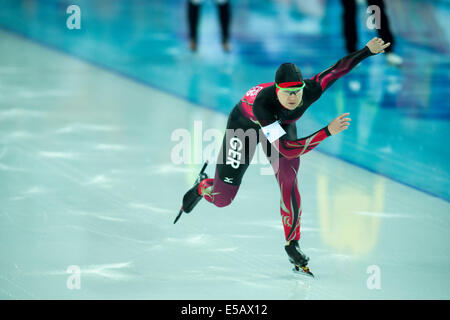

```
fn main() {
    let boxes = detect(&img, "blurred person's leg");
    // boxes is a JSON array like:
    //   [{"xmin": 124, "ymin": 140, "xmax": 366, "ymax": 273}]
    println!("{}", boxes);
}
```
[
  {"xmin": 367, "ymin": 0, "xmax": 402, "ymax": 65},
  {"xmin": 216, "ymin": 0, "xmax": 231, "ymax": 52},
  {"xmin": 188, "ymin": 0, "xmax": 203, "ymax": 51},
  {"xmin": 367, "ymin": 0, "xmax": 394, "ymax": 52},
  {"xmin": 340, "ymin": 0, "xmax": 358, "ymax": 53}
]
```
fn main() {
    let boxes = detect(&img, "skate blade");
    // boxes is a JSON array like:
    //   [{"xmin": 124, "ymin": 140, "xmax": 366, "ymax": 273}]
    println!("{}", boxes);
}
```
[
  {"xmin": 173, "ymin": 207, "xmax": 183, "ymax": 224},
  {"xmin": 199, "ymin": 160, "xmax": 208, "ymax": 174},
  {"xmin": 292, "ymin": 265, "xmax": 314, "ymax": 278},
  {"xmin": 175, "ymin": 161, "xmax": 209, "ymax": 224},
  {"xmin": 183, "ymin": 161, "xmax": 209, "ymax": 214}
]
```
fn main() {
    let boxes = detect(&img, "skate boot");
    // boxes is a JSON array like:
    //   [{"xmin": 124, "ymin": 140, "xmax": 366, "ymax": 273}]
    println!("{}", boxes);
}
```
[
  {"xmin": 173, "ymin": 161, "xmax": 209, "ymax": 224},
  {"xmin": 285, "ymin": 240, "xmax": 314, "ymax": 277}
]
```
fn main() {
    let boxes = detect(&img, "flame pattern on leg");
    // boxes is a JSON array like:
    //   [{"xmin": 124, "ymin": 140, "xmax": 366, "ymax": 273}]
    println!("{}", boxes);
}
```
[{"xmin": 276, "ymin": 157, "xmax": 302, "ymax": 242}]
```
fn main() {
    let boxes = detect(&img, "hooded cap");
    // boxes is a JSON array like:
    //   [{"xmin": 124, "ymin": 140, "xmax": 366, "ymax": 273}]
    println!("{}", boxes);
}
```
[{"xmin": 275, "ymin": 63, "xmax": 304, "ymax": 89}]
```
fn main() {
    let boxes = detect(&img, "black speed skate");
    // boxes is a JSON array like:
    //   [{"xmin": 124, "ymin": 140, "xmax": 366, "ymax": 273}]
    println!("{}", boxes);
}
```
[
  {"xmin": 173, "ymin": 161, "xmax": 208, "ymax": 224},
  {"xmin": 285, "ymin": 240, "xmax": 314, "ymax": 278}
]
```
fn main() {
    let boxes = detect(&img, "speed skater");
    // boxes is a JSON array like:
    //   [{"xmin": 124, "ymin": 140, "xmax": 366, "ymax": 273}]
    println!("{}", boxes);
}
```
[{"xmin": 175, "ymin": 37, "xmax": 391, "ymax": 276}]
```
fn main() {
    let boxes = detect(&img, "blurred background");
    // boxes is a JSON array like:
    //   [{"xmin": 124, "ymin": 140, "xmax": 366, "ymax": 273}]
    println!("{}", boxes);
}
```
[
  {"xmin": 1, "ymin": 0, "xmax": 448, "ymax": 198},
  {"xmin": 0, "ymin": 0, "xmax": 449, "ymax": 299}
]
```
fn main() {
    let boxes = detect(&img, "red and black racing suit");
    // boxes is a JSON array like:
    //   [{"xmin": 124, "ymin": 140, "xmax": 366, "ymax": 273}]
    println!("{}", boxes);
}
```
[{"xmin": 199, "ymin": 47, "xmax": 373, "ymax": 241}]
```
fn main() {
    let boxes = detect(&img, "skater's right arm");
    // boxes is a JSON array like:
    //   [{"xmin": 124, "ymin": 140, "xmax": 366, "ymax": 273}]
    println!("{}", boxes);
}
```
[
  {"xmin": 272, "ymin": 127, "xmax": 331, "ymax": 159},
  {"xmin": 327, "ymin": 112, "xmax": 351, "ymax": 135},
  {"xmin": 252, "ymin": 92, "xmax": 351, "ymax": 158},
  {"xmin": 260, "ymin": 113, "xmax": 352, "ymax": 159}
]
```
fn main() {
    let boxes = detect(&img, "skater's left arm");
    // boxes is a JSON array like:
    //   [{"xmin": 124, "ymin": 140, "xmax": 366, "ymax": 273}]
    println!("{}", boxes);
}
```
[{"xmin": 310, "ymin": 37, "xmax": 390, "ymax": 93}]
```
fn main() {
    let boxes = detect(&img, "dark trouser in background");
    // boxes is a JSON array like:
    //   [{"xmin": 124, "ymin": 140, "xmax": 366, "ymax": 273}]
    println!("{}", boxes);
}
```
[
  {"xmin": 187, "ymin": 0, "xmax": 231, "ymax": 45},
  {"xmin": 340, "ymin": 0, "xmax": 395, "ymax": 53}
]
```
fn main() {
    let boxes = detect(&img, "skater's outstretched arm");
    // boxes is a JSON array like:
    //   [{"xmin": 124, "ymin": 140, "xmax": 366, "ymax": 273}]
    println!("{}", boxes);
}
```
[
  {"xmin": 270, "ymin": 113, "xmax": 352, "ymax": 159},
  {"xmin": 311, "ymin": 37, "xmax": 390, "ymax": 92}
]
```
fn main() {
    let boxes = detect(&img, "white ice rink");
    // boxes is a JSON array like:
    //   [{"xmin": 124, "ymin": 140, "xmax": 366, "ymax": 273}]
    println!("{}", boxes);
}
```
[{"xmin": 1, "ymin": 30, "xmax": 449, "ymax": 299}]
